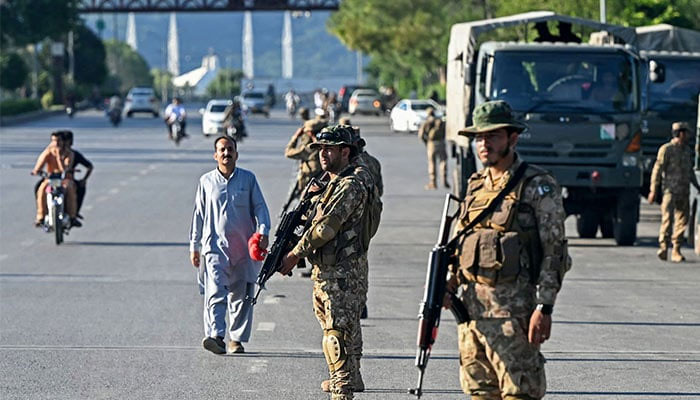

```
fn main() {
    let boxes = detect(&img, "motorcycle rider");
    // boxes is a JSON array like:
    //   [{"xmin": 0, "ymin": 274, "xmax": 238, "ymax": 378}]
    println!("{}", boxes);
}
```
[
  {"xmin": 164, "ymin": 97, "xmax": 188, "ymax": 139},
  {"xmin": 285, "ymin": 89, "xmax": 300, "ymax": 118},
  {"xmin": 223, "ymin": 99, "xmax": 247, "ymax": 140},
  {"xmin": 108, "ymin": 94, "xmax": 123, "ymax": 125},
  {"xmin": 31, "ymin": 131, "xmax": 81, "ymax": 228},
  {"xmin": 62, "ymin": 130, "xmax": 93, "ymax": 219}
]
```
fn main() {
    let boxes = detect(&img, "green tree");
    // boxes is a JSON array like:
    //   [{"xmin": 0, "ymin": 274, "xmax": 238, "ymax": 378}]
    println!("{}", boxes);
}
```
[
  {"xmin": 103, "ymin": 40, "xmax": 153, "ymax": 94},
  {"xmin": 0, "ymin": 52, "xmax": 29, "ymax": 91},
  {"xmin": 206, "ymin": 69, "xmax": 244, "ymax": 99},
  {"xmin": 72, "ymin": 24, "xmax": 107, "ymax": 86},
  {"xmin": 151, "ymin": 68, "xmax": 174, "ymax": 101},
  {"xmin": 0, "ymin": 0, "xmax": 79, "ymax": 46}
]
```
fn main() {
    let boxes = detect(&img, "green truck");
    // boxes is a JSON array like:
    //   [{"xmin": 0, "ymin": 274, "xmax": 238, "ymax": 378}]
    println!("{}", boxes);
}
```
[{"xmin": 446, "ymin": 12, "xmax": 642, "ymax": 245}]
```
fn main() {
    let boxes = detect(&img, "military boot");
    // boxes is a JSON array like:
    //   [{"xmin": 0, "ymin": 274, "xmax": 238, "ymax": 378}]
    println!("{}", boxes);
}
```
[
  {"xmin": 656, "ymin": 245, "xmax": 668, "ymax": 261},
  {"xmin": 671, "ymin": 245, "xmax": 686, "ymax": 263}
]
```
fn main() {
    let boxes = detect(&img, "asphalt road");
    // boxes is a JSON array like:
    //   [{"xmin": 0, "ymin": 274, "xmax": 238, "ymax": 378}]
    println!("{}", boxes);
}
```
[{"xmin": 1, "ymin": 109, "xmax": 699, "ymax": 399}]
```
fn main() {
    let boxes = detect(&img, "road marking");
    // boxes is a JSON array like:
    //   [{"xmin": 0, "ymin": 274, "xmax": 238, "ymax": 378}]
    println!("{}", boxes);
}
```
[
  {"xmin": 109, "ymin": 188, "xmax": 119, "ymax": 195},
  {"xmin": 95, "ymin": 196, "xmax": 109, "ymax": 202},
  {"xmin": 263, "ymin": 296, "xmax": 280, "ymax": 304},
  {"xmin": 247, "ymin": 359, "xmax": 268, "ymax": 374},
  {"xmin": 20, "ymin": 239, "xmax": 35, "ymax": 247},
  {"xmin": 83, "ymin": 205, "xmax": 93, "ymax": 211},
  {"xmin": 256, "ymin": 322, "xmax": 276, "ymax": 332}
]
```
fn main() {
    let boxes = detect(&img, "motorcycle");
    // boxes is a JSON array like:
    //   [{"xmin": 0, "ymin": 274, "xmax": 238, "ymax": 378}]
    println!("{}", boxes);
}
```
[
  {"xmin": 108, "ymin": 108, "xmax": 122, "ymax": 127},
  {"xmin": 38, "ymin": 172, "xmax": 71, "ymax": 245},
  {"xmin": 169, "ymin": 117, "xmax": 186, "ymax": 145},
  {"xmin": 66, "ymin": 106, "xmax": 75, "ymax": 118},
  {"xmin": 226, "ymin": 117, "xmax": 248, "ymax": 143}
]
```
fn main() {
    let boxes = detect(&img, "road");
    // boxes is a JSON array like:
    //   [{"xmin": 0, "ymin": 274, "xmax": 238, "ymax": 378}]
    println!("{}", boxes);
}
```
[{"xmin": 1, "ymin": 109, "xmax": 699, "ymax": 399}]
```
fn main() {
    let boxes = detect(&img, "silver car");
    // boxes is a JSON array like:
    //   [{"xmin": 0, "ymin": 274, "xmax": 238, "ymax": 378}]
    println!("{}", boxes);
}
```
[
  {"xmin": 124, "ymin": 87, "xmax": 160, "ymax": 117},
  {"xmin": 348, "ymin": 89, "xmax": 383, "ymax": 116},
  {"xmin": 240, "ymin": 91, "xmax": 269, "ymax": 117}
]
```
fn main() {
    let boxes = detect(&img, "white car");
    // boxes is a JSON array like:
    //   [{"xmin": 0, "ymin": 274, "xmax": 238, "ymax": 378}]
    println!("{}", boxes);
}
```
[
  {"xmin": 348, "ymin": 89, "xmax": 383, "ymax": 115},
  {"xmin": 389, "ymin": 99, "xmax": 443, "ymax": 133},
  {"xmin": 124, "ymin": 87, "xmax": 160, "ymax": 117},
  {"xmin": 200, "ymin": 99, "xmax": 232, "ymax": 136}
]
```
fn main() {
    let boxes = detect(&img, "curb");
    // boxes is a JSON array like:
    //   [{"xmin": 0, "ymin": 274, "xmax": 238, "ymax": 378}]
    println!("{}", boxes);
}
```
[{"xmin": 0, "ymin": 109, "xmax": 65, "ymax": 127}]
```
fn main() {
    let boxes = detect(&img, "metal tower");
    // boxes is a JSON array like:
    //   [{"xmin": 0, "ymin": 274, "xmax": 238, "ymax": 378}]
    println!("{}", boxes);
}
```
[
  {"xmin": 126, "ymin": 12, "xmax": 138, "ymax": 50},
  {"xmin": 167, "ymin": 12, "xmax": 180, "ymax": 76},
  {"xmin": 242, "ymin": 11, "xmax": 254, "ymax": 79},
  {"xmin": 282, "ymin": 11, "xmax": 293, "ymax": 79}
]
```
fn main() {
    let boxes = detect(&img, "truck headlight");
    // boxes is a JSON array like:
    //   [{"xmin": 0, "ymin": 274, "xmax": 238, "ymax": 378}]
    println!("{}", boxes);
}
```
[{"xmin": 622, "ymin": 154, "xmax": 638, "ymax": 167}]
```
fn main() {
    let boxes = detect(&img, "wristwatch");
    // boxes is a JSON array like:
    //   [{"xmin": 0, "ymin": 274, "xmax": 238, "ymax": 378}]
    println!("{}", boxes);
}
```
[{"xmin": 536, "ymin": 304, "xmax": 553, "ymax": 315}]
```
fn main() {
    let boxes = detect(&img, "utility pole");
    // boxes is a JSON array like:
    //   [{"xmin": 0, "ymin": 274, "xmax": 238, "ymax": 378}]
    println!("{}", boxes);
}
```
[{"xmin": 600, "ymin": 0, "xmax": 607, "ymax": 23}]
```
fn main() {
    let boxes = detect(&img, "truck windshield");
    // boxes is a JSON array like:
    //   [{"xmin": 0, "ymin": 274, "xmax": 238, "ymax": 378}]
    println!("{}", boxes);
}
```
[
  {"xmin": 490, "ymin": 51, "xmax": 637, "ymax": 113},
  {"xmin": 646, "ymin": 58, "xmax": 700, "ymax": 112}
]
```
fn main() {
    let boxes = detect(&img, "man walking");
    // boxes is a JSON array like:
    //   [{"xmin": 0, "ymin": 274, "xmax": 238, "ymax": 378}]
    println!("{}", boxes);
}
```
[
  {"xmin": 419, "ymin": 107, "xmax": 449, "ymax": 190},
  {"xmin": 279, "ymin": 125, "xmax": 368, "ymax": 400},
  {"xmin": 190, "ymin": 136, "xmax": 271, "ymax": 354},
  {"xmin": 648, "ymin": 121, "xmax": 700, "ymax": 262}
]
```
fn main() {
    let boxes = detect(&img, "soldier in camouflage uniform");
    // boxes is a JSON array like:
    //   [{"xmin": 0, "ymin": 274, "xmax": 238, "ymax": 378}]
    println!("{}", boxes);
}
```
[
  {"xmin": 285, "ymin": 119, "xmax": 327, "ymax": 191},
  {"xmin": 648, "ymin": 121, "xmax": 700, "ymax": 263},
  {"xmin": 280, "ymin": 125, "xmax": 368, "ymax": 400},
  {"xmin": 419, "ymin": 107, "xmax": 449, "ymax": 190},
  {"xmin": 447, "ymin": 101, "xmax": 571, "ymax": 400}
]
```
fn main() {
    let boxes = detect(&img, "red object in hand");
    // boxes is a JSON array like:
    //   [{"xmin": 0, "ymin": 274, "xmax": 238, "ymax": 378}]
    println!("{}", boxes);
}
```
[{"xmin": 248, "ymin": 233, "xmax": 267, "ymax": 261}]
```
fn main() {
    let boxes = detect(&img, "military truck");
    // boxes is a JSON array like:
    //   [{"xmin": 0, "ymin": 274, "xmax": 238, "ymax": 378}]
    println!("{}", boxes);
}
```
[
  {"xmin": 636, "ymin": 25, "xmax": 700, "ymax": 196},
  {"xmin": 446, "ymin": 12, "xmax": 642, "ymax": 245}
]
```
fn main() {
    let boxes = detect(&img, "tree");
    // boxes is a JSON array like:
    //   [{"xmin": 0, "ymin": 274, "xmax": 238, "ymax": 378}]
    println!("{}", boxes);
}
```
[
  {"xmin": 0, "ymin": 52, "xmax": 29, "ymax": 91},
  {"xmin": 72, "ymin": 24, "xmax": 107, "ymax": 86},
  {"xmin": 151, "ymin": 68, "xmax": 174, "ymax": 101},
  {"xmin": 0, "ymin": 0, "xmax": 79, "ymax": 46},
  {"xmin": 206, "ymin": 69, "xmax": 244, "ymax": 99},
  {"xmin": 103, "ymin": 40, "xmax": 153, "ymax": 94}
]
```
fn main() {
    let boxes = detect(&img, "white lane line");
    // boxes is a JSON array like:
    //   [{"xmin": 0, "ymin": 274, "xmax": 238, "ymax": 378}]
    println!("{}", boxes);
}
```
[
  {"xmin": 262, "ymin": 296, "xmax": 280, "ymax": 305},
  {"xmin": 109, "ymin": 188, "xmax": 120, "ymax": 195},
  {"xmin": 20, "ymin": 239, "xmax": 35, "ymax": 247},
  {"xmin": 83, "ymin": 205, "xmax": 93, "ymax": 211},
  {"xmin": 95, "ymin": 196, "xmax": 109, "ymax": 202},
  {"xmin": 247, "ymin": 360, "xmax": 268, "ymax": 374},
  {"xmin": 256, "ymin": 322, "xmax": 276, "ymax": 332}
]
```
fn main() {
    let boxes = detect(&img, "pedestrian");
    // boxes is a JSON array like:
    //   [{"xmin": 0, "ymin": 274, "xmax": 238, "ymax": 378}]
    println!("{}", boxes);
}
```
[
  {"xmin": 418, "ymin": 107, "xmax": 449, "ymax": 190},
  {"xmin": 448, "ymin": 100, "xmax": 571, "ymax": 399},
  {"xmin": 648, "ymin": 121, "xmax": 700, "ymax": 262},
  {"xmin": 279, "ymin": 125, "xmax": 368, "ymax": 400},
  {"xmin": 189, "ymin": 136, "xmax": 271, "ymax": 355}
]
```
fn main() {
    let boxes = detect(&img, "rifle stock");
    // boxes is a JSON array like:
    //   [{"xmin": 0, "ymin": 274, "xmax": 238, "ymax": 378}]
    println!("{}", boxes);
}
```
[{"xmin": 409, "ymin": 194, "xmax": 469, "ymax": 398}]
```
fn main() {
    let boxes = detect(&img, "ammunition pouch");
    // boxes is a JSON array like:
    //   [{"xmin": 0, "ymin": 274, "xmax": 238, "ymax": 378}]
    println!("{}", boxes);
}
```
[{"xmin": 459, "ymin": 229, "xmax": 522, "ymax": 286}]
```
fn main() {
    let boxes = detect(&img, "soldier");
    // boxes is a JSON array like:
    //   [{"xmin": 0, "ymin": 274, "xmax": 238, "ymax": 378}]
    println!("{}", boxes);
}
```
[
  {"xmin": 447, "ymin": 100, "xmax": 571, "ymax": 399},
  {"xmin": 279, "ymin": 125, "xmax": 368, "ymax": 400},
  {"xmin": 285, "ymin": 119, "xmax": 326, "ymax": 192},
  {"xmin": 418, "ymin": 107, "xmax": 449, "ymax": 190},
  {"xmin": 648, "ymin": 121, "xmax": 700, "ymax": 262}
]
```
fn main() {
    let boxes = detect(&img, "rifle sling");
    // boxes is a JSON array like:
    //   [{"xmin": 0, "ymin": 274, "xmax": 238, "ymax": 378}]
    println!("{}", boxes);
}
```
[{"xmin": 446, "ymin": 162, "xmax": 529, "ymax": 248}]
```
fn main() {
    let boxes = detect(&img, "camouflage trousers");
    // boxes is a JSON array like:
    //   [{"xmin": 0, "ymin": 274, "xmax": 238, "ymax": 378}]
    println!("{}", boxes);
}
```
[
  {"xmin": 659, "ymin": 192, "xmax": 689, "ymax": 248},
  {"xmin": 458, "ymin": 318, "xmax": 546, "ymax": 400},
  {"xmin": 426, "ymin": 140, "xmax": 447, "ymax": 186},
  {"xmin": 312, "ymin": 276, "xmax": 365, "ymax": 400}
]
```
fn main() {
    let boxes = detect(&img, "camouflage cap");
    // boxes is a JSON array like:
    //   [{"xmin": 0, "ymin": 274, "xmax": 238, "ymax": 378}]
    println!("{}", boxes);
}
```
[
  {"xmin": 309, "ymin": 125, "xmax": 358, "ymax": 149},
  {"xmin": 458, "ymin": 100, "xmax": 528, "ymax": 136},
  {"xmin": 345, "ymin": 124, "xmax": 366, "ymax": 148},
  {"xmin": 672, "ymin": 121, "xmax": 690, "ymax": 132}
]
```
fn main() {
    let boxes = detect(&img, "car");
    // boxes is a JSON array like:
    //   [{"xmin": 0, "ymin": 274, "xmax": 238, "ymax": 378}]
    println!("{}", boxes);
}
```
[
  {"xmin": 348, "ymin": 89, "xmax": 383, "ymax": 116},
  {"xmin": 389, "ymin": 99, "xmax": 443, "ymax": 133},
  {"xmin": 124, "ymin": 87, "xmax": 160, "ymax": 117},
  {"xmin": 338, "ymin": 84, "xmax": 372, "ymax": 112},
  {"xmin": 199, "ymin": 99, "xmax": 232, "ymax": 136},
  {"xmin": 240, "ymin": 91, "xmax": 269, "ymax": 117}
]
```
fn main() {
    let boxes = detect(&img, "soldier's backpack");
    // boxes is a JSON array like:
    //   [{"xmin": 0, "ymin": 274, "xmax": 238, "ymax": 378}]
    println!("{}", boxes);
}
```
[
  {"xmin": 428, "ymin": 118, "xmax": 445, "ymax": 141},
  {"xmin": 360, "ymin": 182, "xmax": 383, "ymax": 251}
]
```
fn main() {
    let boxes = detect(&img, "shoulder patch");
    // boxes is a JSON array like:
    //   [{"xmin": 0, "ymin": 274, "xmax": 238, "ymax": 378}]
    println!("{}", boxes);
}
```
[{"xmin": 537, "ymin": 182, "xmax": 553, "ymax": 196}]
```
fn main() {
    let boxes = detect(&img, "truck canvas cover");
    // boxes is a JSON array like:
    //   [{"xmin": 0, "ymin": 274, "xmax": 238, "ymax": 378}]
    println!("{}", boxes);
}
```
[{"xmin": 636, "ymin": 24, "xmax": 700, "ymax": 52}]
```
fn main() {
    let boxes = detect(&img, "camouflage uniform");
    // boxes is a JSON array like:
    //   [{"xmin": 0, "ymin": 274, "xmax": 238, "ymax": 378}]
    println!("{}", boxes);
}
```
[
  {"xmin": 285, "ymin": 119, "xmax": 326, "ymax": 191},
  {"xmin": 292, "ymin": 132, "xmax": 368, "ymax": 400},
  {"xmin": 650, "ymin": 121, "xmax": 699, "ymax": 262},
  {"xmin": 419, "ymin": 109, "xmax": 448, "ymax": 189},
  {"xmin": 452, "ymin": 101, "xmax": 570, "ymax": 400}
]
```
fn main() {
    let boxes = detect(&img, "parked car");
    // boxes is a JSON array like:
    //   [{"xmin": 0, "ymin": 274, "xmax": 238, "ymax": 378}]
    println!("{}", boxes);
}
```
[
  {"xmin": 200, "ymin": 99, "xmax": 232, "ymax": 136},
  {"xmin": 240, "ymin": 91, "xmax": 269, "ymax": 117},
  {"xmin": 389, "ymin": 99, "xmax": 443, "ymax": 133},
  {"xmin": 338, "ymin": 84, "xmax": 372, "ymax": 112},
  {"xmin": 124, "ymin": 87, "xmax": 160, "ymax": 117},
  {"xmin": 348, "ymin": 89, "xmax": 383, "ymax": 116}
]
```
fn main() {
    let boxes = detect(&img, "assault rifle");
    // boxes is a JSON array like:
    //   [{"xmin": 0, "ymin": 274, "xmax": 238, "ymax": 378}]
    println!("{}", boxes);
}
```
[
  {"xmin": 409, "ymin": 193, "xmax": 470, "ymax": 399},
  {"xmin": 248, "ymin": 178, "xmax": 324, "ymax": 305},
  {"xmin": 409, "ymin": 162, "xmax": 529, "ymax": 398}
]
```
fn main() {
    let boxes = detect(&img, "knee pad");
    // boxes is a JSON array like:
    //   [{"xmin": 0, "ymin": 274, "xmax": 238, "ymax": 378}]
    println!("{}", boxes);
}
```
[{"xmin": 322, "ymin": 329, "xmax": 347, "ymax": 372}]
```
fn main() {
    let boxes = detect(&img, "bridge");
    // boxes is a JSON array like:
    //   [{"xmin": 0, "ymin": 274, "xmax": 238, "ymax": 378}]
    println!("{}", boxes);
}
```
[{"xmin": 77, "ymin": 0, "xmax": 340, "ymax": 13}]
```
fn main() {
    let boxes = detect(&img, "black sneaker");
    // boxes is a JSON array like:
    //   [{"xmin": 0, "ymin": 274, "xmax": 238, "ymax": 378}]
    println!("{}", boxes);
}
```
[
  {"xmin": 202, "ymin": 336, "xmax": 226, "ymax": 355},
  {"xmin": 70, "ymin": 218, "xmax": 82, "ymax": 228}
]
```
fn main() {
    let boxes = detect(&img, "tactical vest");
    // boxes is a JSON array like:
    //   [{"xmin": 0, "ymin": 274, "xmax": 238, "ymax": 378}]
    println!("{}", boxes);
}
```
[{"xmin": 457, "ymin": 167, "xmax": 545, "ymax": 286}]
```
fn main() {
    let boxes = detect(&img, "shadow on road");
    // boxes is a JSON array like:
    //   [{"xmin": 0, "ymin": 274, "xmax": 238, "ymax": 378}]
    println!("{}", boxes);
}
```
[
  {"xmin": 556, "ymin": 320, "xmax": 700, "ymax": 327},
  {"xmin": 548, "ymin": 391, "xmax": 700, "ymax": 396},
  {"xmin": 67, "ymin": 241, "xmax": 187, "ymax": 247}
]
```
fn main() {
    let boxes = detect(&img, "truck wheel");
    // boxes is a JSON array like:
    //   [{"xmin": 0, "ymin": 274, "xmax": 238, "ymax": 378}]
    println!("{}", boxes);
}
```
[
  {"xmin": 599, "ymin": 213, "xmax": 614, "ymax": 238},
  {"xmin": 576, "ymin": 211, "xmax": 598, "ymax": 238},
  {"xmin": 614, "ymin": 192, "xmax": 639, "ymax": 246}
]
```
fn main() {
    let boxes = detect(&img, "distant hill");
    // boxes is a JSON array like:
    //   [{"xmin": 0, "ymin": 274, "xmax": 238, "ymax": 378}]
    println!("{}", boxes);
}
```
[{"xmin": 82, "ymin": 11, "xmax": 356, "ymax": 78}]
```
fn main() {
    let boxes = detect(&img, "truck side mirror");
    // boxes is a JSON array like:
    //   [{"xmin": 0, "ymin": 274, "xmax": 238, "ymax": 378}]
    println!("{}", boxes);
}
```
[
  {"xmin": 464, "ymin": 63, "xmax": 475, "ymax": 86},
  {"xmin": 649, "ymin": 60, "xmax": 665, "ymax": 83}
]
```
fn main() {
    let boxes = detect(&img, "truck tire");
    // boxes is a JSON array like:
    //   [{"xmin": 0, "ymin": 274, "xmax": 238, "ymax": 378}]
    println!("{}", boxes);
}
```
[
  {"xmin": 614, "ymin": 192, "xmax": 639, "ymax": 246},
  {"xmin": 576, "ymin": 211, "xmax": 598, "ymax": 239}
]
